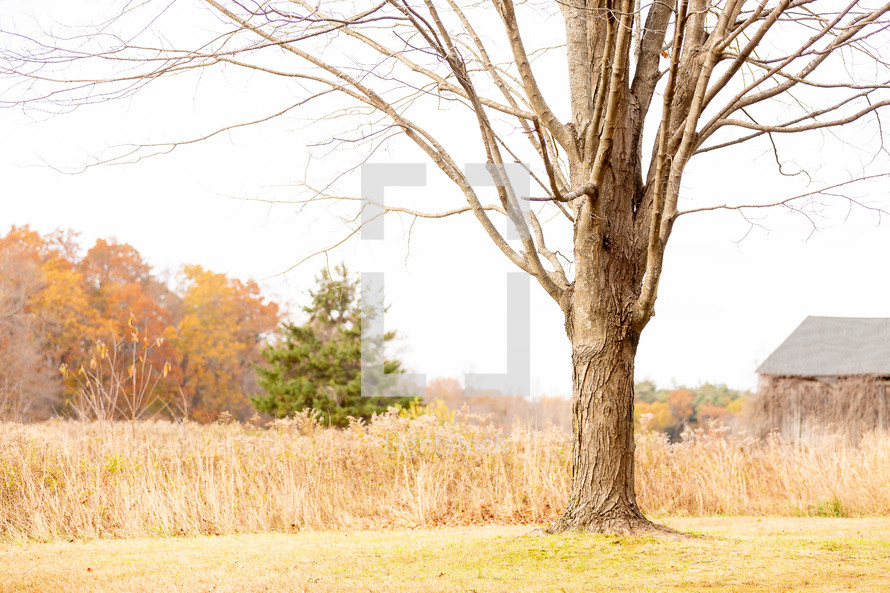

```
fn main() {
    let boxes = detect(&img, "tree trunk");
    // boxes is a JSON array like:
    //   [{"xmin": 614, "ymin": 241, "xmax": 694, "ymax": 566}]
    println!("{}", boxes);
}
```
[
  {"xmin": 548, "ymin": 323, "xmax": 649, "ymax": 534},
  {"xmin": 550, "ymin": 309, "xmax": 678, "ymax": 535},
  {"xmin": 547, "ymin": 119, "xmax": 674, "ymax": 534}
]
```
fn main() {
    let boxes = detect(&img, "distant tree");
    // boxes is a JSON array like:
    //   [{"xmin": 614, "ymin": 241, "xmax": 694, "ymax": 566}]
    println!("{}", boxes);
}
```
[
  {"xmin": 727, "ymin": 398, "xmax": 745, "ymax": 417},
  {"xmin": 252, "ymin": 265, "xmax": 413, "ymax": 426},
  {"xmin": 80, "ymin": 238, "xmax": 173, "ymax": 338},
  {"xmin": 0, "ymin": 233, "xmax": 58, "ymax": 420},
  {"xmin": 634, "ymin": 400, "xmax": 673, "ymax": 433},
  {"xmin": 0, "ymin": 227, "xmax": 100, "ymax": 419},
  {"xmin": 425, "ymin": 377, "xmax": 465, "ymax": 407},
  {"xmin": 693, "ymin": 383, "xmax": 737, "ymax": 407},
  {"xmin": 668, "ymin": 389, "xmax": 695, "ymax": 428},
  {"xmin": 634, "ymin": 381, "xmax": 748, "ymax": 434},
  {"xmin": 697, "ymin": 402, "xmax": 730, "ymax": 425},
  {"xmin": 79, "ymin": 238, "xmax": 181, "ymax": 407},
  {"xmin": 173, "ymin": 265, "xmax": 280, "ymax": 421}
]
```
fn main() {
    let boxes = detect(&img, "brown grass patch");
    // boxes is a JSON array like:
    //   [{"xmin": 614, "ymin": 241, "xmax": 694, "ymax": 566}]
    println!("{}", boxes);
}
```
[{"xmin": 1, "ymin": 411, "xmax": 889, "ymax": 540}]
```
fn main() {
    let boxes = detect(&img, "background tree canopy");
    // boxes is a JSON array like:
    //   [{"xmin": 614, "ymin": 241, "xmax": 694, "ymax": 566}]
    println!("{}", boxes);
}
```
[{"xmin": 0, "ymin": 226, "xmax": 280, "ymax": 422}]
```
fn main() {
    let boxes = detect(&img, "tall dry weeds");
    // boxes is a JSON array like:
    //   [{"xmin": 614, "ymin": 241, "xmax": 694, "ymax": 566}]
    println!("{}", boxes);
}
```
[{"xmin": 1, "ymin": 410, "xmax": 888, "ymax": 540}]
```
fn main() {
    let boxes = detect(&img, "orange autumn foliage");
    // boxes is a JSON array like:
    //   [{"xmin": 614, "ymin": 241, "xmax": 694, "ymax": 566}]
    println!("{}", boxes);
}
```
[
  {"xmin": 634, "ymin": 400, "xmax": 673, "ymax": 432},
  {"xmin": 79, "ymin": 239, "xmax": 181, "ymax": 405},
  {"xmin": 171, "ymin": 265, "xmax": 279, "ymax": 421},
  {"xmin": 668, "ymin": 388, "xmax": 695, "ymax": 426},
  {"xmin": 0, "ymin": 226, "xmax": 280, "ymax": 422}
]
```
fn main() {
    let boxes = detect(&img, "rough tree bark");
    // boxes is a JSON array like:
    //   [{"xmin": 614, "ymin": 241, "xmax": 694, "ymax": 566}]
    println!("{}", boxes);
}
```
[
  {"xmin": 553, "ymin": 164, "xmax": 657, "ymax": 533},
  {"xmin": 2, "ymin": 0, "xmax": 889, "ymax": 534},
  {"xmin": 548, "ymin": 0, "xmax": 671, "ymax": 533}
]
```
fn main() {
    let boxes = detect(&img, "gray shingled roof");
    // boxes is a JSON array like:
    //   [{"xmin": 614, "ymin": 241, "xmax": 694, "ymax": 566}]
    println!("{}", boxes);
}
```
[{"xmin": 758, "ymin": 316, "xmax": 890, "ymax": 377}]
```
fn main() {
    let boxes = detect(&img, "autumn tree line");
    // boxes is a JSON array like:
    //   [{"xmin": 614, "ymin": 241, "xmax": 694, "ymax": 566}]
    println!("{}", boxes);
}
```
[
  {"xmin": 0, "ymin": 226, "xmax": 279, "ymax": 422},
  {"xmin": 1, "ymin": 225, "xmax": 747, "ymax": 430},
  {"xmin": 425, "ymin": 377, "xmax": 748, "ymax": 437},
  {"xmin": 0, "ymin": 227, "xmax": 412, "ymax": 425},
  {"xmin": 633, "ymin": 381, "xmax": 748, "ymax": 439}
]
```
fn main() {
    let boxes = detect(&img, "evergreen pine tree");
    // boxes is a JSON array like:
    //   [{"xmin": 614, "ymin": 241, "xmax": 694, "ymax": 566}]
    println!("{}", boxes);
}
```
[{"xmin": 251, "ymin": 264, "xmax": 414, "ymax": 426}]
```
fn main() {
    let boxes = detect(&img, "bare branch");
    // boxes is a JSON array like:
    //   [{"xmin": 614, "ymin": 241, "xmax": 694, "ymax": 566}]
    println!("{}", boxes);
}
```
[
  {"xmin": 677, "ymin": 174, "xmax": 890, "ymax": 217},
  {"xmin": 494, "ymin": 0, "xmax": 577, "ymax": 158}
]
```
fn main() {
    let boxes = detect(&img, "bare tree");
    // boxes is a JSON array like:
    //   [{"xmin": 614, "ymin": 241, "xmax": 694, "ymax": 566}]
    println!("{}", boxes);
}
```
[
  {"xmin": 2, "ymin": 0, "xmax": 889, "ymax": 533},
  {"xmin": 0, "ymin": 247, "xmax": 59, "ymax": 421}
]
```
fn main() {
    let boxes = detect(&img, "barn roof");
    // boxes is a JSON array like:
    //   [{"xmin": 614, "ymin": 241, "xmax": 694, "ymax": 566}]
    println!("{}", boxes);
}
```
[{"xmin": 758, "ymin": 316, "xmax": 890, "ymax": 377}]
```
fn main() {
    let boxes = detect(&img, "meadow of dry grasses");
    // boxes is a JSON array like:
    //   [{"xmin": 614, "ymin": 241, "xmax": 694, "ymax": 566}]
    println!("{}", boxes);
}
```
[{"xmin": 2, "ymin": 409, "xmax": 889, "ymax": 540}]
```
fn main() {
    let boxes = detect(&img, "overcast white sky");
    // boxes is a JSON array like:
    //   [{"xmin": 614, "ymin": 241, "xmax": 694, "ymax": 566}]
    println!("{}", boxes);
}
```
[{"xmin": 2, "ymin": 1, "xmax": 888, "ymax": 396}]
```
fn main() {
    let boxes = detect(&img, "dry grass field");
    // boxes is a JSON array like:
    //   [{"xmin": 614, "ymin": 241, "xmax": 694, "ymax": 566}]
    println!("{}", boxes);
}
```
[
  {"xmin": 2, "ymin": 412, "xmax": 890, "ymax": 591},
  {"xmin": 2, "ymin": 411, "xmax": 890, "ymax": 540},
  {"xmin": 3, "ymin": 518, "xmax": 890, "ymax": 592}
]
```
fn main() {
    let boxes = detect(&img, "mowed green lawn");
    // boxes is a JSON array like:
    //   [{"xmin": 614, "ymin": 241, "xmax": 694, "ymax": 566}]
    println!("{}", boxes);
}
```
[{"xmin": 3, "ymin": 517, "xmax": 889, "ymax": 592}]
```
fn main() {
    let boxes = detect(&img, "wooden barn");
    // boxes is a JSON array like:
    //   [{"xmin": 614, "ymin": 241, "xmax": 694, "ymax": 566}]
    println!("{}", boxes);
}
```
[{"xmin": 753, "ymin": 316, "xmax": 890, "ymax": 442}]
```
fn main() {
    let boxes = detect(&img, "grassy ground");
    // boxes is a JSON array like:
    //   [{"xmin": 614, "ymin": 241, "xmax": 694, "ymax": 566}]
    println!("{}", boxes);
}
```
[{"xmin": 3, "ymin": 517, "xmax": 889, "ymax": 592}]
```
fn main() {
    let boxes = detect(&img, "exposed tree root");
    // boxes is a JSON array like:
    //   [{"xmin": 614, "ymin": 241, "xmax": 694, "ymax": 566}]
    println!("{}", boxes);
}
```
[{"xmin": 546, "ymin": 506, "xmax": 688, "ymax": 539}]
